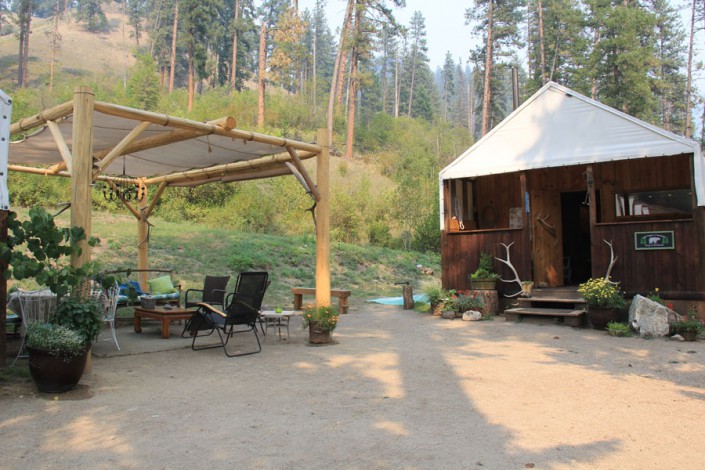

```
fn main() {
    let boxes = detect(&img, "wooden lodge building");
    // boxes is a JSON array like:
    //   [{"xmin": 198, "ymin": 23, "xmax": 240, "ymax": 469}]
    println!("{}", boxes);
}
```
[{"xmin": 439, "ymin": 82, "xmax": 705, "ymax": 306}]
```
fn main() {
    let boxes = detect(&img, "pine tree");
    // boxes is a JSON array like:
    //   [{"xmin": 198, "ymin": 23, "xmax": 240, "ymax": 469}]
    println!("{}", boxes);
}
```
[
  {"xmin": 269, "ymin": 6, "xmax": 307, "ymax": 93},
  {"xmin": 76, "ymin": 0, "xmax": 109, "ymax": 32},
  {"xmin": 441, "ymin": 52, "xmax": 455, "ymax": 121},
  {"xmin": 16, "ymin": 0, "xmax": 32, "ymax": 87}
]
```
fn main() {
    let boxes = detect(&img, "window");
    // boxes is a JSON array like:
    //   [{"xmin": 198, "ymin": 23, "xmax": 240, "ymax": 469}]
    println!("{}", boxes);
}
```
[{"xmin": 615, "ymin": 189, "xmax": 692, "ymax": 218}]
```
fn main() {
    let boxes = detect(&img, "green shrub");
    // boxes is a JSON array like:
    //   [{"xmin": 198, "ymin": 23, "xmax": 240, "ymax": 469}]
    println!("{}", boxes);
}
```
[{"xmin": 606, "ymin": 321, "xmax": 632, "ymax": 337}]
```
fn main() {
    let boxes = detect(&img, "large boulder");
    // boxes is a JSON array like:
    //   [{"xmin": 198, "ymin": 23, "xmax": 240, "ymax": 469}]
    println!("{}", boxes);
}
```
[{"xmin": 629, "ymin": 294, "xmax": 672, "ymax": 337}]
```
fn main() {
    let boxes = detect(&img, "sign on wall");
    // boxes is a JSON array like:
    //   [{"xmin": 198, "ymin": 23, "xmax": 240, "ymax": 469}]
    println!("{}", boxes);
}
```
[{"xmin": 634, "ymin": 231, "xmax": 675, "ymax": 250}]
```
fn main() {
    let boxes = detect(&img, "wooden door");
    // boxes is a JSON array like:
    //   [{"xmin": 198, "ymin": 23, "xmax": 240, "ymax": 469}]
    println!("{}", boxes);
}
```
[{"xmin": 530, "ymin": 190, "xmax": 563, "ymax": 286}]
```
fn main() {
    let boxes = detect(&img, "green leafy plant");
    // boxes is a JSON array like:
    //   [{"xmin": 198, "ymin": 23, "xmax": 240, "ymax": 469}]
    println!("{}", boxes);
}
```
[
  {"xmin": 470, "ymin": 252, "xmax": 500, "ymax": 280},
  {"xmin": 671, "ymin": 308, "xmax": 705, "ymax": 334},
  {"xmin": 26, "ymin": 323, "xmax": 86, "ymax": 359},
  {"xmin": 301, "ymin": 305, "xmax": 340, "ymax": 332},
  {"xmin": 578, "ymin": 278, "xmax": 626, "ymax": 310},
  {"xmin": 423, "ymin": 282, "xmax": 446, "ymax": 309},
  {"xmin": 606, "ymin": 321, "xmax": 632, "ymax": 337},
  {"xmin": 453, "ymin": 290, "xmax": 484, "ymax": 312},
  {"xmin": 0, "ymin": 206, "xmax": 104, "ymax": 347}
]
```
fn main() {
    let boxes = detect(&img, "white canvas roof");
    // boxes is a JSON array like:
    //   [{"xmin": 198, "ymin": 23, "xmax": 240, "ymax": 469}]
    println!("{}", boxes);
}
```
[{"xmin": 440, "ymin": 81, "xmax": 705, "ymax": 205}]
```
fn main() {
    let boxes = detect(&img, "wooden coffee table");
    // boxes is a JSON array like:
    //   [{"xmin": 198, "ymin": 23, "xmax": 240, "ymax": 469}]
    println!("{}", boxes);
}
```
[{"xmin": 133, "ymin": 306, "xmax": 195, "ymax": 339}]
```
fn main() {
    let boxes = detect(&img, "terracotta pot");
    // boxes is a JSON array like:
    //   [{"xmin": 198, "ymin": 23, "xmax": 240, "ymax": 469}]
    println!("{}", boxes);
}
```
[
  {"xmin": 27, "ymin": 345, "xmax": 89, "ymax": 393},
  {"xmin": 469, "ymin": 279, "xmax": 497, "ymax": 290},
  {"xmin": 308, "ymin": 323, "xmax": 333, "ymax": 344},
  {"xmin": 587, "ymin": 307, "xmax": 620, "ymax": 330}
]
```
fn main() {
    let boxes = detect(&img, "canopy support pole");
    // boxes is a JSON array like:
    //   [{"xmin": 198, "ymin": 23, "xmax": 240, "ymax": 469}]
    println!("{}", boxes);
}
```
[
  {"xmin": 315, "ymin": 129, "xmax": 330, "ymax": 308},
  {"xmin": 70, "ymin": 86, "xmax": 94, "ymax": 268}
]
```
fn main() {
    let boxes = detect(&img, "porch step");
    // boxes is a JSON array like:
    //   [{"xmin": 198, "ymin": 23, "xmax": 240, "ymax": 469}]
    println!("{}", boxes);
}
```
[{"xmin": 504, "ymin": 307, "xmax": 586, "ymax": 327}]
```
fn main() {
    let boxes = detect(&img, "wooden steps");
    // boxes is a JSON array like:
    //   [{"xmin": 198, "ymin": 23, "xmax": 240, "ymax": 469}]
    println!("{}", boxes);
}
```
[{"xmin": 504, "ymin": 288, "xmax": 587, "ymax": 327}]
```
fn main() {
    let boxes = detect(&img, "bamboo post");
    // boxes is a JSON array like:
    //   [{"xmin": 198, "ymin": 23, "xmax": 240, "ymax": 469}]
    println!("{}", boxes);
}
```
[
  {"xmin": 137, "ymin": 185, "xmax": 150, "ymax": 290},
  {"xmin": 70, "ymin": 86, "xmax": 94, "ymax": 268},
  {"xmin": 315, "ymin": 129, "xmax": 331, "ymax": 308}
]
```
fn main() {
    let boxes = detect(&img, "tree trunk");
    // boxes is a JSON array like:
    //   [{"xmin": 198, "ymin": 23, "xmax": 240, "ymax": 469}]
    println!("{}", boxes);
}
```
[
  {"xmin": 407, "ymin": 42, "xmax": 417, "ymax": 116},
  {"xmin": 685, "ymin": 0, "xmax": 696, "ymax": 138},
  {"xmin": 17, "ymin": 0, "xmax": 33, "ymax": 88},
  {"xmin": 187, "ymin": 55, "xmax": 194, "ymax": 112},
  {"xmin": 344, "ymin": 5, "xmax": 360, "ymax": 161},
  {"xmin": 169, "ymin": 1, "xmax": 178, "ymax": 93},
  {"xmin": 481, "ymin": 0, "xmax": 494, "ymax": 136},
  {"xmin": 230, "ymin": 0, "xmax": 240, "ymax": 88},
  {"xmin": 326, "ymin": 0, "xmax": 354, "ymax": 146},
  {"xmin": 257, "ymin": 21, "xmax": 267, "ymax": 127},
  {"xmin": 394, "ymin": 45, "xmax": 400, "ymax": 118},
  {"xmin": 538, "ymin": 0, "xmax": 546, "ymax": 85},
  {"xmin": 468, "ymin": 77, "xmax": 474, "ymax": 136},
  {"xmin": 49, "ymin": 0, "xmax": 61, "ymax": 92}
]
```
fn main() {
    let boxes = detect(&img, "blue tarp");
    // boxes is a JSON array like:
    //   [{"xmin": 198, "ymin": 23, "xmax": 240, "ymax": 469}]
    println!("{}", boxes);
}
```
[{"xmin": 367, "ymin": 294, "xmax": 428, "ymax": 305}]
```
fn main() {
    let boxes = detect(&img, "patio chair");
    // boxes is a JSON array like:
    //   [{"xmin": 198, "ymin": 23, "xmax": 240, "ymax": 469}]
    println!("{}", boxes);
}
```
[
  {"xmin": 185, "ymin": 271, "xmax": 269, "ymax": 357},
  {"xmin": 93, "ymin": 281, "xmax": 121, "ymax": 350},
  {"xmin": 12, "ymin": 289, "xmax": 57, "ymax": 366},
  {"xmin": 184, "ymin": 275, "xmax": 230, "ymax": 309}
]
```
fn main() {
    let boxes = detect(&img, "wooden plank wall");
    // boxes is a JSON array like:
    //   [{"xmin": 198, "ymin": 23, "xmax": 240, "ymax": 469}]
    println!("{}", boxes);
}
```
[
  {"xmin": 441, "ymin": 229, "xmax": 528, "ymax": 294},
  {"xmin": 593, "ymin": 220, "xmax": 697, "ymax": 292}
]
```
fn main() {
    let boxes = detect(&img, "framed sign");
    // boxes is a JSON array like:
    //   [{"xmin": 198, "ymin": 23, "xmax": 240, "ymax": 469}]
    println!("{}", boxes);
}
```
[{"xmin": 634, "ymin": 231, "xmax": 675, "ymax": 250}]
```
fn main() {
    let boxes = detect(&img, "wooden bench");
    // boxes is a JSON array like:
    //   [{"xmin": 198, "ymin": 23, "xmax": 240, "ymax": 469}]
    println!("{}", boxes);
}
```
[{"xmin": 292, "ymin": 287, "xmax": 352, "ymax": 314}]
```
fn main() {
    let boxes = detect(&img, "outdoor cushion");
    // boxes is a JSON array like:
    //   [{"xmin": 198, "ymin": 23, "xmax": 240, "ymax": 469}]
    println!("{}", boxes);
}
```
[
  {"xmin": 148, "ymin": 275, "xmax": 178, "ymax": 295},
  {"xmin": 119, "ymin": 280, "xmax": 146, "ymax": 296}
]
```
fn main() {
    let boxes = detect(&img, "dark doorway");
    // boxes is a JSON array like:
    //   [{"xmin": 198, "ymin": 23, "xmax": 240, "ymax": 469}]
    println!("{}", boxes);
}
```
[{"xmin": 561, "ymin": 192, "xmax": 592, "ymax": 285}]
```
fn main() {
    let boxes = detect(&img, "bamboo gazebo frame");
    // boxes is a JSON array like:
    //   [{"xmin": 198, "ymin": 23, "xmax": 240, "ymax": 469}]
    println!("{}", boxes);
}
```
[{"xmin": 5, "ymin": 86, "xmax": 332, "ymax": 306}]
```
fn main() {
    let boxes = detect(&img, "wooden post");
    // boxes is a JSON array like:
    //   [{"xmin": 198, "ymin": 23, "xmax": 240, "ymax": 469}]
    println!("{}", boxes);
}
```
[
  {"xmin": 586, "ymin": 165, "xmax": 597, "ymax": 278},
  {"xmin": 402, "ymin": 284, "xmax": 414, "ymax": 310},
  {"xmin": 137, "ymin": 185, "xmax": 150, "ymax": 290},
  {"xmin": 70, "ymin": 86, "xmax": 94, "ymax": 268},
  {"xmin": 315, "ymin": 129, "xmax": 331, "ymax": 308}
]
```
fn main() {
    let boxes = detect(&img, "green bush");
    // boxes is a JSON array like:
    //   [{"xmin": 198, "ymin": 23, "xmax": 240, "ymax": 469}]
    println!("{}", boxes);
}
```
[{"xmin": 606, "ymin": 321, "xmax": 632, "ymax": 337}]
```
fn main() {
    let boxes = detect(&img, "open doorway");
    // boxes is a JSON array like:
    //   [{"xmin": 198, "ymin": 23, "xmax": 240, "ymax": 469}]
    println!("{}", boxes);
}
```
[{"xmin": 561, "ymin": 192, "xmax": 592, "ymax": 285}]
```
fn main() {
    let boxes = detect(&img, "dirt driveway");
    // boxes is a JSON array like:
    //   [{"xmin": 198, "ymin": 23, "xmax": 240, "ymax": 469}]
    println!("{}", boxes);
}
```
[{"xmin": 1, "ymin": 304, "xmax": 704, "ymax": 469}]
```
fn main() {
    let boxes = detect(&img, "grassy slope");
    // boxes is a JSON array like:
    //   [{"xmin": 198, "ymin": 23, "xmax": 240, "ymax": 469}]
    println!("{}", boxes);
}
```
[{"xmin": 85, "ymin": 211, "xmax": 439, "ymax": 310}]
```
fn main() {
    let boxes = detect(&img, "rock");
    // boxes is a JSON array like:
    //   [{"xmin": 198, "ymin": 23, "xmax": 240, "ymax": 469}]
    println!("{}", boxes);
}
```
[
  {"xmin": 441, "ymin": 310, "xmax": 456, "ymax": 320},
  {"xmin": 671, "ymin": 334, "xmax": 685, "ymax": 341},
  {"xmin": 462, "ymin": 310, "xmax": 482, "ymax": 321},
  {"xmin": 629, "ymin": 294, "xmax": 672, "ymax": 338}
]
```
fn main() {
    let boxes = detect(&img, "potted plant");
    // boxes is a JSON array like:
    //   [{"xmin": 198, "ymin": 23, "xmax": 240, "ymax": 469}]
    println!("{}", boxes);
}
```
[
  {"xmin": 24, "ymin": 323, "xmax": 91, "ymax": 393},
  {"xmin": 1, "ymin": 207, "xmax": 104, "ymax": 392},
  {"xmin": 671, "ymin": 308, "xmax": 704, "ymax": 341},
  {"xmin": 469, "ymin": 252, "xmax": 500, "ymax": 290},
  {"xmin": 454, "ymin": 290, "xmax": 484, "ymax": 315},
  {"xmin": 301, "ymin": 304, "xmax": 339, "ymax": 344},
  {"xmin": 577, "ymin": 277, "xmax": 626, "ymax": 330}
]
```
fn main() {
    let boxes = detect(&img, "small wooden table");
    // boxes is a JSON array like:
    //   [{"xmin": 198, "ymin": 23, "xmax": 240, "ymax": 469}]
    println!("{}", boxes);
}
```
[{"xmin": 133, "ymin": 306, "xmax": 195, "ymax": 339}]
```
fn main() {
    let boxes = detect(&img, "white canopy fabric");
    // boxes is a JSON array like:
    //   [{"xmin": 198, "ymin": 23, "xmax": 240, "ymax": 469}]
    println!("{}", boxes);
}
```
[
  {"xmin": 8, "ymin": 103, "xmax": 320, "ymax": 187},
  {"xmin": 440, "ymin": 81, "xmax": 705, "ymax": 205}
]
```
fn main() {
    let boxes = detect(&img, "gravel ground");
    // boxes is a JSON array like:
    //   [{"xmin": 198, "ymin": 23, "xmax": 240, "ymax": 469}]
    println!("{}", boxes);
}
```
[{"xmin": 1, "ymin": 303, "xmax": 704, "ymax": 469}]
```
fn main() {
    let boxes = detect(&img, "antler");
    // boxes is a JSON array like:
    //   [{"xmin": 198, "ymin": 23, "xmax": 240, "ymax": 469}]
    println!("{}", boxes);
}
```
[
  {"xmin": 604, "ymin": 239, "xmax": 618, "ymax": 283},
  {"xmin": 536, "ymin": 211, "xmax": 557, "ymax": 240},
  {"xmin": 495, "ymin": 242, "xmax": 524, "ymax": 298}
]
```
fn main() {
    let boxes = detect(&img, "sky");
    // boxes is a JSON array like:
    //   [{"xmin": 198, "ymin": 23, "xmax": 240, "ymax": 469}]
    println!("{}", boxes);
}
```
[{"xmin": 298, "ymin": 0, "xmax": 475, "ymax": 70}]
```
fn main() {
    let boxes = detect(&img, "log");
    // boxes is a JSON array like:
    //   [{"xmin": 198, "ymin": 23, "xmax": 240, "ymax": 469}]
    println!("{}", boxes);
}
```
[
  {"xmin": 402, "ymin": 285, "xmax": 414, "ymax": 310},
  {"xmin": 472, "ymin": 289, "xmax": 499, "ymax": 315}
]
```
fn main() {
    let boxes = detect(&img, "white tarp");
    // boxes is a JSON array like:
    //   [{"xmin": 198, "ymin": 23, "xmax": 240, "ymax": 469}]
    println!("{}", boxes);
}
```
[{"xmin": 440, "ymin": 81, "xmax": 704, "ymax": 206}]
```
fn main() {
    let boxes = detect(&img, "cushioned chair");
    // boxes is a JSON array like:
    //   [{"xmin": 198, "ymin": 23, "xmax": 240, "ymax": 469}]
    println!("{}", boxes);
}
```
[
  {"xmin": 184, "ymin": 271, "xmax": 269, "ymax": 357},
  {"xmin": 184, "ymin": 275, "xmax": 230, "ymax": 309},
  {"xmin": 117, "ymin": 274, "xmax": 181, "ymax": 307}
]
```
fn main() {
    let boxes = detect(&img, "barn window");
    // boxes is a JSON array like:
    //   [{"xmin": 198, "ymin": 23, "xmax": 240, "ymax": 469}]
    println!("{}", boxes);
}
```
[{"xmin": 615, "ymin": 189, "xmax": 692, "ymax": 219}]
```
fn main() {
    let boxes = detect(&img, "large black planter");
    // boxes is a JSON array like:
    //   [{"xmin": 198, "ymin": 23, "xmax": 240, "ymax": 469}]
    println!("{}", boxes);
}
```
[
  {"xmin": 27, "ymin": 346, "xmax": 89, "ymax": 393},
  {"xmin": 587, "ymin": 308, "xmax": 620, "ymax": 330}
]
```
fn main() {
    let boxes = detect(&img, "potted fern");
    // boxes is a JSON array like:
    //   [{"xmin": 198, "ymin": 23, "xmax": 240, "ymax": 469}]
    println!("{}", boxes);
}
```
[{"xmin": 469, "ymin": 252, "xmax": 500, "ymax": 290}]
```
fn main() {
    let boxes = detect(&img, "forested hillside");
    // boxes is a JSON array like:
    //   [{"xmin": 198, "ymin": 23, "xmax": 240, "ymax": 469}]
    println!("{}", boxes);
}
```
[{"xmin": 0, "ymin": 0, "xmax": 703, "ymax": 253}]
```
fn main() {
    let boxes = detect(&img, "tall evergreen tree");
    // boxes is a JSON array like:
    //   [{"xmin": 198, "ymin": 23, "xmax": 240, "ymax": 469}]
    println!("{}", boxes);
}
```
[
  {"xmin": 76, "ymin": 0, "xmax": 110, "ymax": 32},
  {"xmin": 441, "ymin": 52, "xmax": 455, "ymax": 121}
]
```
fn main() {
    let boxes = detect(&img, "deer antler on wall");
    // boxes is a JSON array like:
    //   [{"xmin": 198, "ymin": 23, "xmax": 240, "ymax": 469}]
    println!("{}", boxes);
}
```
[
  {"xmin": 495, "ymin": 242, "xmax": 525, "ymax": 298},
  {"xmin": 536, "ymin": 211, "xmax": 557, "ymax": 241},
  {"xmin": 604, "ymin": 239, "xmax": 619, "ymax": 283}
]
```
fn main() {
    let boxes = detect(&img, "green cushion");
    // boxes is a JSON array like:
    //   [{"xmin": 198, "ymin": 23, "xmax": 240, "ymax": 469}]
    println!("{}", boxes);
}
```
[{"xmin": 147, "ymin": 275, "xmax": 177, "ymax": 295}]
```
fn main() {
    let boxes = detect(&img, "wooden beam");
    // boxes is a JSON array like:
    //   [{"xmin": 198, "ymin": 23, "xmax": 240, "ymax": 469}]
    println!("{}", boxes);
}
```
[
  {"xmin": 70, "ymin": 86, "xmax": 94, "ymax": 268},
  {"xmin": 315, "ymin": 128, "xmax": 331, "ymax": 308},
  {"xmin": 142, "ymin": 150, "xmax": 318, "ymax": 186},
  {"xmin": 9, "ymin": 101, "xmax": 73, "ymax": 135},
  {"xmin": 93, "ymin": 121, "xmax": 151, "ymax": 178},
  {"xmin": 286, "ymin": 145, "xmax": 320, "ymax": 201},
  {"xmin": 45, "ymin": 120, "xmax": 71, "ymax": 174},
  {"xmin": 170, "ymin": 167, "xmax": 292, "ymax": 187},
  {"xmin": 144, "ymin": 181, "xmax": 167, "ymax": 218}
]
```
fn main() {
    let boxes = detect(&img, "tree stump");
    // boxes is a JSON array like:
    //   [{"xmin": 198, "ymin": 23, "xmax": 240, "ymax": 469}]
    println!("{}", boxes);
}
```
[
  {"xmin": 471, "ymin": 289, "xmax": 499, "ymax": 315},
  {"xmin": 402, "ymin": 285, "xmax": 414, "ymax": 310}
]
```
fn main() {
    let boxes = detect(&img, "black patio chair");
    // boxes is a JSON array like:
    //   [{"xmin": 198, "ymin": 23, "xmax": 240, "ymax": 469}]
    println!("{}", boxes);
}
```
[
  {"xmin": 184, "ymin": 271, "xmax": 269, "ymax": 357},
  {"xmin": 184, "ymin": 275, "xmax": 230, "ymax": 309}
]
